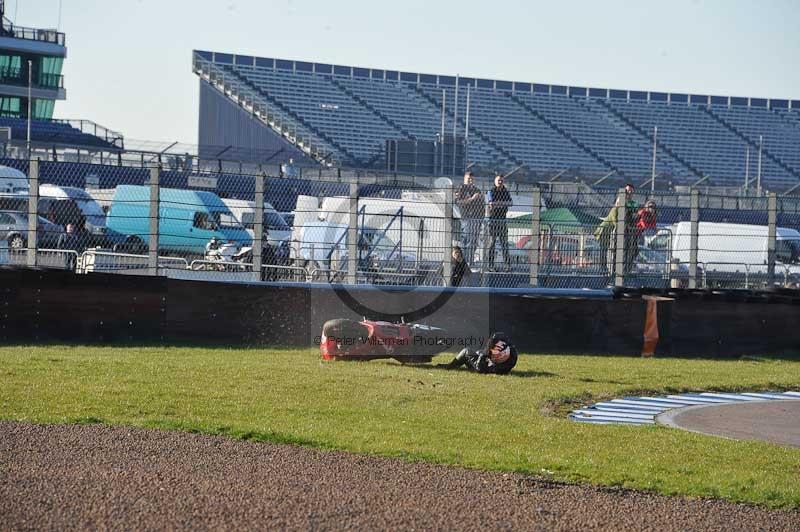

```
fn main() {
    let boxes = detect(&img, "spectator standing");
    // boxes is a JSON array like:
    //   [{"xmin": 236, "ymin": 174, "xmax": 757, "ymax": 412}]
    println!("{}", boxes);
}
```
[
  {"xmin": 486, "ymin": 175, "xmax": 513, "ymax": 271},
  {"xmin": 455, "ymin": 171, "xmax": 484, "ymax": 263},
  {"xmin": 594, "ymin": 183, "xmax": 639, "ymax": 273},
  {"xmin": 621, "ymin": 184, "xmax": 640, "ymax": 273},
  {"xmin": 635, "ymin": 200, "xmax": 658, "ymax": 239},
  {"xmin": 57, "ymin": 223, "xmax": 80, "ymax": 270}
]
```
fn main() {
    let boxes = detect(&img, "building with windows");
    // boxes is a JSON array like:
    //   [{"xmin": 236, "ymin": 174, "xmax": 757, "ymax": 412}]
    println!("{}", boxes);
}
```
[{"xmin": 0, "ymin": 0, "xmax": 65, "ymax": 120}]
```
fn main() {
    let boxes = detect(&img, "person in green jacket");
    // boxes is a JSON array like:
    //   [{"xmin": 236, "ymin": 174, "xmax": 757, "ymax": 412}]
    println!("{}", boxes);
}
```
[{"xmin": 594, "ymin": 183, "xmax": 639, "ymax": 273}]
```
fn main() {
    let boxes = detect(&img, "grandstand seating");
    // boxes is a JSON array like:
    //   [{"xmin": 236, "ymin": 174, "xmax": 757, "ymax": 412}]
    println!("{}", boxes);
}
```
[
  {"xmin": 0, "ymin": 117, "xmax": 119, "ymax": 150},
  {"xmin": 194, "ymin": 51, "xmax": 800, "ymax": 192}
]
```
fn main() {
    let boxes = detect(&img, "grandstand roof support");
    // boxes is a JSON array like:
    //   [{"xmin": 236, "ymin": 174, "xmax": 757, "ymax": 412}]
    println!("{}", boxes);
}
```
[
  {"xmin": 744, "ymin": 145, "xmax": 750, "ymax": 193},
  {"xmin": 504, "ymin": 165, "xmax": 524, "ymax": 180},
  {"xmin": 214, "ymin": 145, "xmax": 232, "ymax": 158},
  {"xmin": 548, "ymin": 169, "xmax": 568, "ymax": 183},
  {"xmin": 757, "ymin": 135, "xmax": 764, "ymax": 197},
  {"xmin": 440, "ymin": 90, "xmax": 446, "ymax": 175},
  {"xmin": 650, "ymin": 126, "xmax": 658, "ymax": 193},
  {"xmin": 693, "ymin": 174, "xmax": 711, "ymax": 187},
  {"xmin": 160, "ymin": 141, "xmax": 178, "ymax": 154},
  {"xmin": 592, "ymin": 170, "xmax": 616, "ymax": 187},
  {"xmin": 639, "ymin": 173, "xmax": 661, "ymax": 190},
  {"xmin": 780, "ymin": 182, "xmax": 800, "ymax": 197}
]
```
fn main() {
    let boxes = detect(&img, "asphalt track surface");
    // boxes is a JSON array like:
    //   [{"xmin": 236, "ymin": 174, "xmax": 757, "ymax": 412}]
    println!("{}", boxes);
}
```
[
  {"xmin": 661, "ymin": 400, "xmax": 800, "ymax": 448},
  {"xmin": 1, "ymin": 422, "xmax": 799, "ymax": 531}
]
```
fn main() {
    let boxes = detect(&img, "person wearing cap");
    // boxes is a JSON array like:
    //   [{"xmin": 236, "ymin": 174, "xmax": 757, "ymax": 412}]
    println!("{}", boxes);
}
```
[{"xmin": 437, "ymin": 332, "xmax": 518, "ymax": 375}]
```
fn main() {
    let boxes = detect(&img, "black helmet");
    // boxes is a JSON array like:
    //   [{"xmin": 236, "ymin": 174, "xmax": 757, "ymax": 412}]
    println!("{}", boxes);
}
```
[{"xmin": 487, "ymin": 332, "xmax": 512, "ymax": 362}]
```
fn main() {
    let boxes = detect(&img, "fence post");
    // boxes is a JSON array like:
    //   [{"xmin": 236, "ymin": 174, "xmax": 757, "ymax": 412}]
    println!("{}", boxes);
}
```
[
  {"xmin": 689, "ymin": 189, "xmax": 700, "ymax": 289},
  {"xmin": 148, "ymin": 166, "xmax": 160, "ymax": 276},
  {"xmin": 26, "ymin": 158, "xmax": 39, "ymax": 268},
  {"xmin": 767, "ymin": 192, "xmax": 777, "ymax": 287},
  {"xmin": 253, "ymin": 173, "xmax": 265, "ymax": 281},
  {"xmin": 347, "ymin": 183, "xmax": 358, "ymax": 285},
  {"xmin": 613, "ymin": 188, "xmax": 627, "ymax": 287},
  {"xmin": 442, "ymin": 187, "xmax": 453, "ymax": 286},
  {"xmin": 529, "ymin": 187, "xmax": 541, "ymax": 286}
]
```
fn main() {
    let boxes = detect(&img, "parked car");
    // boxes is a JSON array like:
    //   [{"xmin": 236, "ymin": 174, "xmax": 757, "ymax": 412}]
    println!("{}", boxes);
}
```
[
  {"xmin": 0, "ymin": 183, "xmax": 125, "ymax": 250},
  {"xmin": 0, "ymin": 211, "xmax": 64, "ymax": 249},
  {"xmin": 511, "ymin": 233, "xmax": 601, "ymax": 271}
]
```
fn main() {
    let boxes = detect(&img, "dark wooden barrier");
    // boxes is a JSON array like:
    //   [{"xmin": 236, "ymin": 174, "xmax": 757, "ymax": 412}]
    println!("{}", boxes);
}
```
[{"xmin": 1, "ymin": 268, "xmax": 798, "ymax": 357}]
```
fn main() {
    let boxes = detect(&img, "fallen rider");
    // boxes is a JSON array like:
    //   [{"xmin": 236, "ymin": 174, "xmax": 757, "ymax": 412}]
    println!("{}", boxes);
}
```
[{"xmin": 438, "ymin": 332, "xmax": 518, "ymax": 375}]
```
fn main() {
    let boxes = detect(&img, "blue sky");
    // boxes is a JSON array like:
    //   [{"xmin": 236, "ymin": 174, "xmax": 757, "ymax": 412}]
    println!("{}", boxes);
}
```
[{"xmin": 14, "ymin": 0, "xmax": 800, "ymax": 145}]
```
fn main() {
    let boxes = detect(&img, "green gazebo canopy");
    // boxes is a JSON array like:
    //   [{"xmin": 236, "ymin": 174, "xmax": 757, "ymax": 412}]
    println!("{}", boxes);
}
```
[{"xmin": 508, "ymin": 207, "xmax": 601, "ymax": 232}]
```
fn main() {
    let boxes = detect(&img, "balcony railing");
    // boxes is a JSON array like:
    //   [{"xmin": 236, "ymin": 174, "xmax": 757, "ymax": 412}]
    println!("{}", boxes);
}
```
[
  {"xmin": 0, "ymin": 66, "xmax": 64, "ymax": 90},
  {"xmin": 0, "ymin": 23, "xmax": 65, "ymax": 46}
]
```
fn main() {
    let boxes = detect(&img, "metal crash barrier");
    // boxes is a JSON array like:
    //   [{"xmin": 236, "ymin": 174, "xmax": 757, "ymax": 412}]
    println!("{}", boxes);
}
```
[{"xmin": 79, "ymin": 250, "xmax": 189, "ymax": 274}]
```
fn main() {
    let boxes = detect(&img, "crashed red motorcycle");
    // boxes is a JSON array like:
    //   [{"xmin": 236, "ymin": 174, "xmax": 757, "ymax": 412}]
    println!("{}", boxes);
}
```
[{"xmin": 320, "ymin": 318, "xmax": 447, "ymax": 363}]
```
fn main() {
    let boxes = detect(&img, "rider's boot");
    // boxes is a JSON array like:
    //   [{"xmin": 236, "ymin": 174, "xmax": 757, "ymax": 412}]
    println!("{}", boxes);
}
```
[{"xmin": 437, "ymin": 348, "xmax": 469, "ymax": 369}]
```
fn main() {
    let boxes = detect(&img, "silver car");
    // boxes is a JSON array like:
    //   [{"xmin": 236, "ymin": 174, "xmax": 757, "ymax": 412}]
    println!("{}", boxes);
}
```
[{"xmin": 0, "ymin": 211, "xmax": 65, "ymax": 249}]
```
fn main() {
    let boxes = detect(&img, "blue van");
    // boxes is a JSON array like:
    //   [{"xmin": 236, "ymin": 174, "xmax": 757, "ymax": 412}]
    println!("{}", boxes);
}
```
[{"xmin": 106, "ymin": 185, "xmax": 252, "ymax": 255}]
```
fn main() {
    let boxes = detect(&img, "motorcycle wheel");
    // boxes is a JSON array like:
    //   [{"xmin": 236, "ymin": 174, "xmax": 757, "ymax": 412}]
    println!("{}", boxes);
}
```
[{"xmin": 321, "ymin": 319, "xmax": 370, "ymax": 346}]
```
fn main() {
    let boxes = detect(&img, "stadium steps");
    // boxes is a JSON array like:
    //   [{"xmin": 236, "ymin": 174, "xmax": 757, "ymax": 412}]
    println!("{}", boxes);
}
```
[
  {"xmin": 410, "ymin": 85, "xmax": 523, "ymax": 168},
  {"xmin": 702, "ymin": 106, "xmax": 800, "ymax": 187},
  {"xmin": 209, "ymin": 59, "xmax": 358, "ymax": 163},
  {"xmin": 328, "ymin": 78, "xmax": 416, "ymax": 141},
  {"xmin": 214, "ymin": 63, "xmax": 361, "ymax": 166},
  {"xmin": 595, "ymin": 99, "xmax": 705, "ymax": 180},
  {"xmin": 506, "ymin": 93, "xmax": 617, "ymax": 175},
  {"xmin": 195, "ymin": 58, "xmax": 331, "ymax": 162}
]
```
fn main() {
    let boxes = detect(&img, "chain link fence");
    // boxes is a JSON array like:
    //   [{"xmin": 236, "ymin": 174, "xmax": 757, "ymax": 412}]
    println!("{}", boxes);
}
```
[{"xmin": 3, "ymin": 159, "xmax": 800, "ymax": 291}]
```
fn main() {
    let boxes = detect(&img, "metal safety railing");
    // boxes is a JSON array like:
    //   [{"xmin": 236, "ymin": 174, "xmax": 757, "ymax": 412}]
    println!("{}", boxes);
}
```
[
  {"xmin": 0, "ymin": 23, "xmax": 65, "ymax": 45},
  {"xmin": 79, "ymin": 250, "xmax": 189, "ymax": 274},
  {"xmin": 7, "ymin": 248, "xmax": 78, "ymax": 270},
  {"xmin": 5, "ymin": 158, "xmax": 800, "ymax": 292},
  {"xmin": 189, "ymin": 259, "xmax": 252, "ymax": 272}
]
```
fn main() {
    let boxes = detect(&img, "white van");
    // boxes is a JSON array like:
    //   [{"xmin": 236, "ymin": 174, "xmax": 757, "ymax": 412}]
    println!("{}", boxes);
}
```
[
  {"xmin": 221, "ymin": 198, "xmax": 291, "ymax": 246},
  {"xmin": 669, "ymin": 221, "xmax": 800, "ymax": 274},
  {"xmin": 293, "ymin": 191, "xmax": 460, "ymax": 263},
  {"xmin": 37, "ymin": 184, "xmax": 126, "ymax": 249}
]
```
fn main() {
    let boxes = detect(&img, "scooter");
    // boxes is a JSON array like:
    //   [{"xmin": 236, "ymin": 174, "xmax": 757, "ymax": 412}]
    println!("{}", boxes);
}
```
[{"xmin": 193, "ymin": 237, "xmax": 252, "ymax": 271}]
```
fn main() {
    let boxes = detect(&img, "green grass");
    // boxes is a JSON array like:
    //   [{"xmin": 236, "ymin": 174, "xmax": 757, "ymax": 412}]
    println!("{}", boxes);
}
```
[{"xmin": 1, "ymin": 345, "xmax": 799, "ymax": 508}]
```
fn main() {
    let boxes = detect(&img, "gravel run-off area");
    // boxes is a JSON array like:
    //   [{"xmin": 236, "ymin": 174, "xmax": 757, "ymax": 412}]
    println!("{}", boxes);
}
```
[{"xmin": 1, "ymin": 422, "xmax": 799, "ymax": 531}]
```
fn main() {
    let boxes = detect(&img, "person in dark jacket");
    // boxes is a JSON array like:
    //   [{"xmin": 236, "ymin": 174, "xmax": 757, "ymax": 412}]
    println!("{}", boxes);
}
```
[
  {"xmin": 438, "ymin": 332, "xmax": 518, "ymax": 375},
  {"xmin": 486, "ymin": 175, "xmax": 513, "ymax": 271},
  {"xmin": 455, "ymin": 171, "xmax": 484, "ymax": 263},
  {"xmin": 57, "ymin": 223, "xmax": 83, "ymax": 270},
  {"xmin": 451, "ymin": 246, "xmax": 470, "ymax": 287}
]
